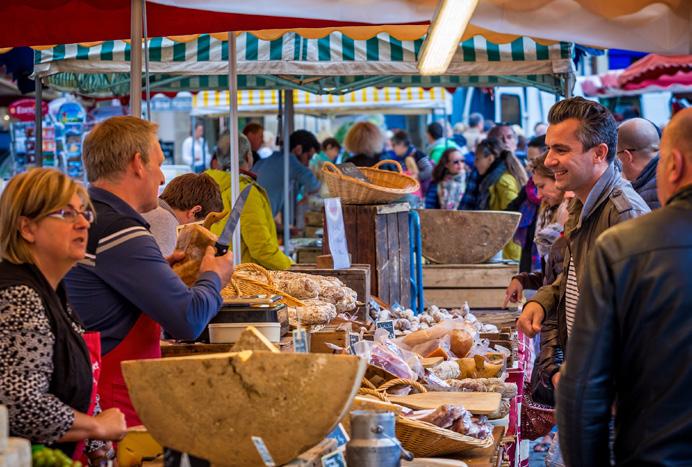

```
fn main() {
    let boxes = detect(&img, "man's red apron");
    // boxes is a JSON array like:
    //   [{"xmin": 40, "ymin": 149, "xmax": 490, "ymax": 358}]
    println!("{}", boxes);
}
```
[
  {"xmin": 99, "ymin": 313, "xmax": 162, "ymax": 427},
  {"xmin": 73, "ymin": 331, "xmax": 102, "ymax": 462}
]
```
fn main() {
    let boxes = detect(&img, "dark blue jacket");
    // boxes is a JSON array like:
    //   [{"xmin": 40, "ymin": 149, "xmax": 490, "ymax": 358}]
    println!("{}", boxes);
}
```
[
  {"xmin": 65, "ymin": 187, "xmax": 222, "ymax": 354},
  {"xmin": 631, "ymin": 156, "xmax": 660, "ymax": 210},
  {"xmin": 425, "ymin": 182, "xmax": 440, "ymax": 209}
]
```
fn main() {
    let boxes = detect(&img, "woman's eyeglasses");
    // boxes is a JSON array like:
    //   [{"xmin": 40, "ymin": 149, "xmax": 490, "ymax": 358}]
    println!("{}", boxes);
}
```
[
  {"xmin": 47, "ymin": 207, "xmax": 95, "ymax": 224},
  {"xmin": 450, "ymin": 159, "xmax": 464, "ymax": 164}
]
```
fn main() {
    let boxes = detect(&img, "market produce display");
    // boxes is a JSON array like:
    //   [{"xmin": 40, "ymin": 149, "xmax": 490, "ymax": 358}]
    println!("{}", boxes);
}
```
[
  {"xmin": 404, "ymin": 404, "xmax": 492, "ymax": 439},
  {"xmin": 32, "ymin": 446, "xmax": 82, "ymax": 467},
  {"xmin": 228, "ymin": 267, "xmax": 358, "ymax": 327}
]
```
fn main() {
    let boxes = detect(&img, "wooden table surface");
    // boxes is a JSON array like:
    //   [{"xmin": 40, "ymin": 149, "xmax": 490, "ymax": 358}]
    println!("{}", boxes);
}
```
[{"xmin": 450, "ymin": 426, "xmax": 506, "ymax": 467}]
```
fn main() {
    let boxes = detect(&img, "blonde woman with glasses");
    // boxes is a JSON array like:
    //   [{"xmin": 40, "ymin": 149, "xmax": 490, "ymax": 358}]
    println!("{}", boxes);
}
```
[{"xmin": 0, "ymin": 168, "xmax": 126, "ymax": 463}]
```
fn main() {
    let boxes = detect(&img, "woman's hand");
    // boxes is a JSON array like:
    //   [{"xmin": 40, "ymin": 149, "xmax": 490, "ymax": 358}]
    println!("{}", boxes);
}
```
[{"xmin": 93, "ymin": 408, "xmax": 127, "ymax": 441}]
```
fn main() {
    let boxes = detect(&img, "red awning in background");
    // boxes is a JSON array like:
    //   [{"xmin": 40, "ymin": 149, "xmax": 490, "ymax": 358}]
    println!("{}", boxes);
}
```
[
  {"xmin": 0, "ymin": 1, "xmax": 393, "ymax": 49},
  {"xmin": 618, "ymin": 54, "xmax": 692, "ymax": 92}
]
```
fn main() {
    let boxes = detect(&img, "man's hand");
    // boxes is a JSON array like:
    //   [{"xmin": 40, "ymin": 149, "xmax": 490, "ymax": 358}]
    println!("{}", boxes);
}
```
[
  {"xmin": 516, "ymin": 301, "xmax": 545, "ymax": 338},
  {"xmin": 551, "ymin": 371, "xmax": 561, "ymax": 389},
  {"xmin": 199, "ymin": 246, "xmax": 234, "ymax": 285},
  {"xmin": 165, "ymin": 250, "xmax": 185, "ymax": 267},
  {"xmin": 503, "ymin": 278, "xmax": 524, "ymax": 308}
]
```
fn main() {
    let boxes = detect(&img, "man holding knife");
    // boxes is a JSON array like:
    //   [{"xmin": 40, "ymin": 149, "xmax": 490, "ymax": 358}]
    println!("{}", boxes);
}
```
[{"xmin": 65, "ymin": 116, "xmax": 234, "ymax": 426}]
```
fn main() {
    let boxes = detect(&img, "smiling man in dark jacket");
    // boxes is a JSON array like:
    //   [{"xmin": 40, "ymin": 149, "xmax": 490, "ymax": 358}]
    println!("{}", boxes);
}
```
[
  {"xmin": 516, "ymin": 98, "xmax": 649, "ymax": 404},
  {"xmin": 557, "ymin": 108, "xmax": 692, "ymax": 466}
]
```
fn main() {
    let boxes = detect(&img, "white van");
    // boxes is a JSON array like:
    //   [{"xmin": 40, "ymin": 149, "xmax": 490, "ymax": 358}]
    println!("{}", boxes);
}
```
[{"xmin": 456, "ymin": 86, "xmax": 559, "ymax": 136}]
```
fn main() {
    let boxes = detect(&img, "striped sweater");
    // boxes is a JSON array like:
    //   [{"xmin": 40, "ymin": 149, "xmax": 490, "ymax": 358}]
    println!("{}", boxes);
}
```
[{"xmin": 65, "ymin": 187, "xmax": 222, "ymax": 354}]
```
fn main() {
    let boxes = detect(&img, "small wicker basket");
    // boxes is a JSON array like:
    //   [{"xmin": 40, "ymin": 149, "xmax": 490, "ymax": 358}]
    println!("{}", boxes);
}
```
[
  {"xmin": 356, "ymin": 378, "xmax": 494, "ymax": 456},
  {"xmin": 321, "ymin": 160, "xmax": 420, "ymax": 205}
]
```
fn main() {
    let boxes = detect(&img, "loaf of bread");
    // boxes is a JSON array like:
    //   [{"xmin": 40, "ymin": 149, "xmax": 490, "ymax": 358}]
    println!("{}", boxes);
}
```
[
  {"xmin": 172, "ymin": 224, "xmax": 218, "ymax": 286},
  {"xmin": 271, "ymin": 271, "xmax": 320, "ymax": 299},
  {"xmin": 287, "ymin": 299, "xmax": 337, "ymax": 326},
  {"xmin": 449, "ymin": 329, "xmax": 473, "ymax": 358}
]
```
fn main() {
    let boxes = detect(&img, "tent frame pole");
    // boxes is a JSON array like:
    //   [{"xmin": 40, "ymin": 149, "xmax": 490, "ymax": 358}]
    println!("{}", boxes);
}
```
[
  {"xmin": 129, "ymin": 0, "xmax": 143, "ymax": 117},
  {"xmin": 34, "ymin": 77, "xmax": 43, "ymax": 167},
  {"xmin": 283, "ymin": 89, "xmax": 293, "ymax": 256},
  {"xmin": 228, "ymin": 32, "xmax": 241, "ymax": 266}
]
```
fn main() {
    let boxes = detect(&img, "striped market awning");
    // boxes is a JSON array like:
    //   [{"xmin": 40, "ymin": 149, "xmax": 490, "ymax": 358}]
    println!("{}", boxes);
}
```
[
  {"xmin": 192, "ymin": 87, "xmax": 452, "ymax": 116},
  {"xmin": 35, "ymin": 32, "xmax": 575, "ymax": 96}
]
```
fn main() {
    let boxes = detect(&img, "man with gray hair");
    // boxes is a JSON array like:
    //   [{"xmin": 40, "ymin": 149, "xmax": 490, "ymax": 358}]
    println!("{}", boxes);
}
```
[
  {"xmin": 65, "ymin": 116, "xmax": 233, "ymax": 427},
  {"xmin": 617, "ymin": 118, "xmax": 661, "ymax": 209}
]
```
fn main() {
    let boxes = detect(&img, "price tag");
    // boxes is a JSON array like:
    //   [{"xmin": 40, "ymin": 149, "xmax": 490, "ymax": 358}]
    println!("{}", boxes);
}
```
[
  {"xmin": 368, "ymin": 298, "xmax": 381, "ymax": 312},
  {"xmin": 348, "ymin": 332, "xmax": 360, "ymax": 355},
  {"xmin": 292, "ymin": 328, "xmax": 309, "ymax": 353},
  {"xmin": 376, "ymin": 320, "xmax": 395, "ymax": 339},
  {"xmin": 326, "ymin": 423, "xmax": 350, "ymax": 448},
  {"xmin": 251, "ymin": 436, "xmax": 276, "ymax": 467},
  {"xmin": 321, "ymin": 450, "xmax": 347, "ymax": 467}
]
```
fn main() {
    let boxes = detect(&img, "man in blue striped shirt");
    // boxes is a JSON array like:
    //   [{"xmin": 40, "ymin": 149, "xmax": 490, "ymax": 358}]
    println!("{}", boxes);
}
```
[{"xmin": 65, "ymin": 116, "xmax": 233, "ymax": 427}]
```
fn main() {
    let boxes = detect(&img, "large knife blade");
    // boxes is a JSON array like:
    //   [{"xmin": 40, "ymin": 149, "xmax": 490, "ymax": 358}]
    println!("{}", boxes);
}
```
[{"xmin": 215, "ymin": 184, "xmax": 252, "ymax": 256}]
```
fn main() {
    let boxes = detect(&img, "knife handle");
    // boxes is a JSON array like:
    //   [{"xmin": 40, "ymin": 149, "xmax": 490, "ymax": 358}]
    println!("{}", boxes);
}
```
[{"xmin": 215, "ymin": 242, "xmax": 229, "ymax": 257}]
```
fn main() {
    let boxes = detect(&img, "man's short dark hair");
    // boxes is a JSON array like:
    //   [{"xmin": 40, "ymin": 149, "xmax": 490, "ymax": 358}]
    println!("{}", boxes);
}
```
[
  {"xmin": 528, "ymin": 134, "xmax": 547, "ymax": 151},
  {"xmin": 468, "ymin": 113, "xmax": 483, "ymax": 128},
  {"xmin": 548, "ymin": 97, "xmax": 618, "ymax": 162},
  {"xmin": 391, "ymin": 130, "xmax": 410, "ymax": 146},
  {"xmin": 427, "ymin": 122, "xmax": 444, "ymax": 140},
  {"xmin": 321, "ymin": 137, "xmax": 341, "ymax": 151},
  {"xmin": 161, "ymin": 173, "xmax": 223, "ymax": 220},
  {"xmin": 290, "ymin": 130, "xmax": 320, "ymax": 153}
]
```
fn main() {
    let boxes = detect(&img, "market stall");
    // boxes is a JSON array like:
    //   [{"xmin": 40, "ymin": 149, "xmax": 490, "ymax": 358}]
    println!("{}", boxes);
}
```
[
  {"xmin": 32, "ymin": 31, "xmax": 575, "ymax": 96},
  {"xmin": 191, "ymin": 87, "xmax": 452, "ymax": 117}
]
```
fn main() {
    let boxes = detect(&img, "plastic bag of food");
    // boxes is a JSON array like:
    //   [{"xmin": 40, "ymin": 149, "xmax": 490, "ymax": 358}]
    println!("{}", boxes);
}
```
[
  {"xmin": 354, "ymin": 329, "xmax": 423, "ymax": 380},
  {"xmin": 396, "ymin": 319, "xmax": 476, "ymax": 358}
]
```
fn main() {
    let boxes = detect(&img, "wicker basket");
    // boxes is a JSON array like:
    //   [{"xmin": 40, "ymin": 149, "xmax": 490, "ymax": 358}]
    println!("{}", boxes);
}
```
[
  {"xmin": 359, "ymin": 378, "xmax": 494, "ymax": 456},
  {"xmin": 321, "ymin": 160, "xmax": 420, "ymax": 205},
  {"xmin": 395, "ymin": 416, "xmax": 493, "ymax": 457},
  {"xmin": 222, "ymin": 263, "xmax": 305, "ymax": 308}
]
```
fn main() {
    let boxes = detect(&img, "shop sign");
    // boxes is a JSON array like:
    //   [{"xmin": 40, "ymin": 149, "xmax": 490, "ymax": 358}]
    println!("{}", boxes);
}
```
[
  {"xmin": 9, "ymin": 99, "xmax": 48, "ymax": 122},
  {"xmin": 151, "ymin": 94, "xmax": 172, "ymax": 112},
  {"xmin": 172, "ymin": 92, "xmax": 192, "ymax": 111}
]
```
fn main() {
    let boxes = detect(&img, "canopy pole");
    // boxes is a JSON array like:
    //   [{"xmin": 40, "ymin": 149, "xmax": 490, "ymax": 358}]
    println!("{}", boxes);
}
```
[
  {"xmin": 228, "ymin": 32, "xmax": 241, "ymax": 266},
  {"xmin": 34, "ymin": 78, "xmax": 43, "ymax": 168},
  {"xmin": 129, "ymin": 0, "xmax": 143, "ymax": 117},
  {"xmin": 142, "ymin": 0, "xmax": 151, "ymax": 120},
  {"xmin": 282, "ymin": 89, "xmax": 293, "ymax": 256}
]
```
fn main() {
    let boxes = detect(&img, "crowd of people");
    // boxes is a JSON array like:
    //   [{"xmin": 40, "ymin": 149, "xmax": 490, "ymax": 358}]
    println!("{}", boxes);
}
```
[{"xmin": 0, "ymin": 98, "xmax": 689, "ymax": 465}]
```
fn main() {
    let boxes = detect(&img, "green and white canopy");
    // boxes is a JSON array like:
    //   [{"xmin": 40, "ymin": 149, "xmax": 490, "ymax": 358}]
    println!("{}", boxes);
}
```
[{"xmin": 34, "ymin": 32, "xmax": 575, "ymax": 96}]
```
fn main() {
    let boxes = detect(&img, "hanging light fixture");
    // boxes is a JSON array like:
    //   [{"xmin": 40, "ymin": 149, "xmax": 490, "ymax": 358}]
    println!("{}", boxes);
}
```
[{"xmin": 418, "ymin": 0, "xmax": 480, "ymax": 75}]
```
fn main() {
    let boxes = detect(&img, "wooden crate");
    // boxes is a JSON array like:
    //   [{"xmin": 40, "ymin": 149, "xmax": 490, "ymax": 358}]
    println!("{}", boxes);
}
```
[
  {"xmin": 304, "ymin": 210, "xmax": 324, "ymax": 227},
  {"xmin": 423, "ymin": 263, "xmax": 518, "ymax": 309},
  {"xmin": 290, "ymin": 264, "xmax": 371, "ymax": 322},
  {"xmin": 309, "ymin": 330, "xmax": 351, "ymax": 354},
  {"xmin": 303, "ymin": 225, "xmax": 323, "ymax": 238},
  {"xmin": 323, "ymin": 203, "xmax": 411, "ymax": 308},
  {"xmin": 295, "ymin": 246, "xmax": 322, "ymax": 264}
]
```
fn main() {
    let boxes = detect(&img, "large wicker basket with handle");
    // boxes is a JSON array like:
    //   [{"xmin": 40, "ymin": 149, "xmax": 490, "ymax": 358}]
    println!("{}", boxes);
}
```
[
  {"xmin": 321, "ymin": 160, "xmax": 420, "ymax": 204},
  {"xmin": 221, "ymin": 263, "xmax": 305, "ymax": 308},
  {"xmin": 356, "ymin": 378, "xmax": 494, "ymax": 456}
]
